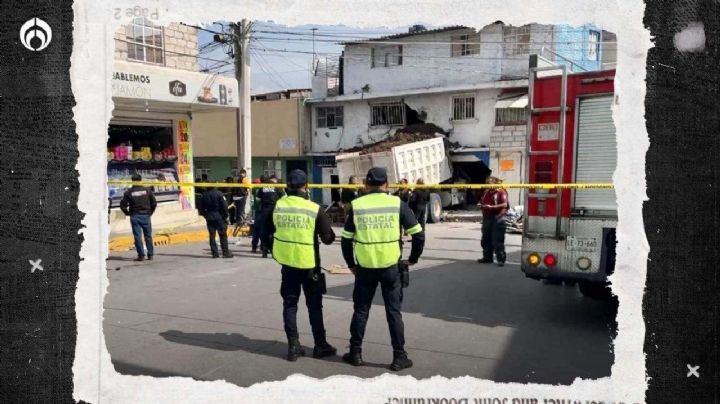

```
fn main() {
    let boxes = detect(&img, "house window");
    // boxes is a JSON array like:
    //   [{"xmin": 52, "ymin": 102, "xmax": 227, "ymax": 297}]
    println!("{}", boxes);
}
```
[
  {"xmin": 495, "ymin": 107, "xmax": 528, "ymax": 125},
  {"xmin": 263, "ymin": 160, "xmax": 282, "ymax": 179},
  {"xmin": 371, "ymin": 101, "xmax": 405, "ymax": 126},
  {"xmin": 125, "ymin": 17, "xmax": 164, "ymax": 64},
  {"xmin": 587, "ymin": 30, "xmax": 600, "ymax": 61},
  {"xmin": 451, "ymin": 34, "xmax": 480, "ymax": 57},
  {"xmin": 452, "ymin": 95, "xmax": 475, "ymax": 120},
  {"xmin": 371, "ymin": 45, "xmax": 403, "ymax": 68},
  {"xmin": 194, "ymin": 159, "xmax": 211, "ymax": 179},
  {"xmin": 503, "ymin": 25, "xmax": 531, "ymax": 56},
  {"xmin": 316, "ymin": 106, "xmax": 344, "ymax": 128}
]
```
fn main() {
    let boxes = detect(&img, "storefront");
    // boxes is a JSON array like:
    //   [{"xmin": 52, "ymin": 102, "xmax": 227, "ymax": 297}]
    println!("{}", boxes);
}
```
[{"xmin": 108, "ymin": 60, "xmax": 238, "ymax": 230}]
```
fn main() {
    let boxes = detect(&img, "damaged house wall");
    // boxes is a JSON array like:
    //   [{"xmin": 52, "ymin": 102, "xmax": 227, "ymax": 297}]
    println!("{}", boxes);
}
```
[{"xmin": 310, "ymin": 88, "xmax": 500, "ymax": 153}]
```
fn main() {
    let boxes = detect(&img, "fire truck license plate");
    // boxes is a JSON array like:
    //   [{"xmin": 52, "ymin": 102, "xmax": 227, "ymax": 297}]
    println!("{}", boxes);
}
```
[{"xmin": 565, "ymin": 236, "xmax": 598, "ymax": 252}]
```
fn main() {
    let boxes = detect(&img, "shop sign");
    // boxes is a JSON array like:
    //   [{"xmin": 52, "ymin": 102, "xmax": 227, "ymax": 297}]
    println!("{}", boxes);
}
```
[
  {"xmin": 112, "ymin": 60, "xmax": 238, "ymax": 107},
  {"xmin": 279, "ymin": 138, "xmax": 297, "ymax": 150},
  {"xmin": 537, "ymin": 122, "xmax": 559, "ymax": 141},
  {"xmin": 176, "ymin": 120, "xmax": 194, "ymax": 210},
  {"xmin": 169, "ymin": 80, "xmax": 186, "ymax": 97}
]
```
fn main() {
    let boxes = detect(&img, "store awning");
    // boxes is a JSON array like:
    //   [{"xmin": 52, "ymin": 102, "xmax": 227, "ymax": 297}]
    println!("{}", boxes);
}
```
[{"xmin": 495, "ymin": 94, "xmax": 528, "ymax": 109}]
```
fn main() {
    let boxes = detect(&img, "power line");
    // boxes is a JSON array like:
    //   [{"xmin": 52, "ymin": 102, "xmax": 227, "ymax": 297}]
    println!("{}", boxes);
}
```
[
  {"xmin": 255, "ymin": 50, "xmax": 294, "ymax": 88},
  {"xmin": 250, "ymin": 49, "xmax": 291, "ymax": 90}
]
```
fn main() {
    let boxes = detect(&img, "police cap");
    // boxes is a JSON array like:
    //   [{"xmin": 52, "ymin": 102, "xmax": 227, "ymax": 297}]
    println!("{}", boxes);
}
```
[
  {"xmin": 366, "ymin": 167, "xmax": 388, "ymax": 186},
  {"xmin": 287, "ymin": 169, "xmax": 308, "ymax": 189}
]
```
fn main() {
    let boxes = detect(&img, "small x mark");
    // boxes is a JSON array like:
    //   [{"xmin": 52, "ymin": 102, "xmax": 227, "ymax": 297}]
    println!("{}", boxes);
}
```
[
  {"xmin": 29, "ymin": 259, "xmax": 43, "ymax": 273},
  {"xmin": 687, "ymin": 364, "xmax": 700, "ymax": 378}
]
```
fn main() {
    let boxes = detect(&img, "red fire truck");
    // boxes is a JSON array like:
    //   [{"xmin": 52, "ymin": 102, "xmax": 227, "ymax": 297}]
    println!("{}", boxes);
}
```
[{"xmin": 521, "ymin": 59, "xmax": 617, "ymax": 299}]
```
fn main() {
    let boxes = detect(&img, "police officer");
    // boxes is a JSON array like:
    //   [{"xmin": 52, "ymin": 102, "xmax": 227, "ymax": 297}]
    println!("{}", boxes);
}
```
[
  {"xmin": 200, "ymin": 181, "xmax": 234, "ymax": 259},
  {"xmin": 120, "ymin": 174, "xmax": 157, "ymax": 262},
  {"xmin": 340, "ymin": 167, "xmax": 425, "ymax": 371},
  {"xmin": 266, "ymin": 169, "xmax": 337, "ymax": 361},
  {"xmin": 256, "ymin": 175, "xmax": 285, "ymax": 258}
]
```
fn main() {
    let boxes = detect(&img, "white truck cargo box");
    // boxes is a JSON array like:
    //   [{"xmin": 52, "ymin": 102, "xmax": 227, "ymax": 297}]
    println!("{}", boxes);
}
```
[{"xmin": 336, "ymin": 137, "xmax": 451, "ymax": 185}]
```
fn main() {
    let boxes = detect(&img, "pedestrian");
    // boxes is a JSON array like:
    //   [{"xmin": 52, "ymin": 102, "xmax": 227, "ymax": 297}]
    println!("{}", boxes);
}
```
[
  {"xmin": 265, "ymin": 169, "xmax": 337, "ymax": 361},
  {"xmin": 120, "ymin": 173, "xmax": 157, "ymax": 262},
  {"xmin": 340, "ymin": 175, "xmax": 361, "ymax": 218},
  {"xmin": 250, "ymin": 177, "xmax": 264, "ymax": 252},
  {"xmin": 394, "ymin": 178, "xmax": 411, "ymax": 203},
  {"xmin": 478, "ymin": 176, "xmax": 508, "ymax": 266},
  {"xmin": 232, "ymin": 169, "xmax": 250, "ymax": 224},
  {"xmin": 254, "ymin": 175, "xmax": 285, "ymax": 257},
  {"xmin": 194, "ymin": 177, "xmax": 204, "ymax": 214},
  {"xmin": 224, "ymin": 176, "xmax": 235, "ymax": 224},
  {"xmin": 199, "ymin": 181, "xmax": 234, "ymax": 259},
  {"xmin": 340, "ymin": 167, "xmax": 425, "ymax": 371},
  {"xmin": 409, "ymin": 178, "xmax": 430, "ymax": 230}
]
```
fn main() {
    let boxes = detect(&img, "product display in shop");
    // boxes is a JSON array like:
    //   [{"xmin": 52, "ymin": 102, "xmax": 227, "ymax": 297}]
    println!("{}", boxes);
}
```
[
  {"xmin": 107, "ymin": 124, "xmax": 182, "ymax": 207},
  {"xmin": 107, "ymin": 167, "xmax": 180, "ymax": 203}
]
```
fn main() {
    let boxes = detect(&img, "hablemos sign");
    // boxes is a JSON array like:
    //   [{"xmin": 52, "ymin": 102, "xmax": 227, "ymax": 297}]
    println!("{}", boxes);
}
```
[{"xmin": 111, "ymin": 60, "xmax": 238, "ymax": 107}]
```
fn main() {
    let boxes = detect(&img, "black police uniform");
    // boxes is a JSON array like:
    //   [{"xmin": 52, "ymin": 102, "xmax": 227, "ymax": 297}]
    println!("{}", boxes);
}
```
[
  {"xmin": 265, "ymin": 170, "xmax": 337, "ymax": 360},
  {"xmin": 256, "ymin": 184, "xmax": 285, "ymax": 256},
  {"xmin": 340, "ymin": 168, "xmax": 425, "ymax": 370},
  {"xmin": 120, "ymin": 184, "xmax": 157, "ymax": 260},
  {"xmin": 200, "ymin": 187, "xmax": 232, "ymax": 258}
]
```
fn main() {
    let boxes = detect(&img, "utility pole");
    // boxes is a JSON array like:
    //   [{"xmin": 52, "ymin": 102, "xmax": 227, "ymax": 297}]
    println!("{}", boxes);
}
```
[{"xmin": 232, "ymin": 20, "xmax": 252, "ymax": 179}]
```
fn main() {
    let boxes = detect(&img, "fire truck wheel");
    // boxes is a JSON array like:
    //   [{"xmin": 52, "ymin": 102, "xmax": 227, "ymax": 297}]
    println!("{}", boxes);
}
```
[
  {"xmin": 578, "ymin": 282, "xmax": 613, "ymax": 300},
  {"xmin": 427, "ymin": 193, "xmax": 442, "ymax": 223}
]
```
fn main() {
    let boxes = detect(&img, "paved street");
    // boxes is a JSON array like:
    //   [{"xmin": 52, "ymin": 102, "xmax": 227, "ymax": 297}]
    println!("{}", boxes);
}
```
[{"xmin": 104, "ymin": 222, "xmax": 616, "ymax": 387}]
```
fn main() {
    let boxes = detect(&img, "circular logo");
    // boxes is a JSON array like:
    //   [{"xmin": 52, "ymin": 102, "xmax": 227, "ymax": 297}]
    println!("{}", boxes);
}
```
[{"xmin": 20, "ymin": 18, "xmax": 52, "ymax": 51}]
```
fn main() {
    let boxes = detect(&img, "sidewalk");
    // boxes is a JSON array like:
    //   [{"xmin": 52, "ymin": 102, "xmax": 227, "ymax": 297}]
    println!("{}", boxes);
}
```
[
  {"xmin": 109, "ymin": 221, "xmax": 250, "ymax": 252},
  {"xmin": 108, "ymin": 210, "xmax": 482, "ymax": 252}
]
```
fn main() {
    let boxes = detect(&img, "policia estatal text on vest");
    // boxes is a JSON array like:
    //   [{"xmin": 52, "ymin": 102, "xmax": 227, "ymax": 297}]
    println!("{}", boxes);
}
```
[
  {"xmin": 340, "ymin": 167, "xmax": 425, "ymax": 371},
  {"xmin": 265, "ymin": 169, "xmax": 338, "ymax": 361}
]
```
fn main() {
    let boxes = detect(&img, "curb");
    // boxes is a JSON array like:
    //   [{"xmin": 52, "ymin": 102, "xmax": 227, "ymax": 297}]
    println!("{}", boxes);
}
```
[{"xmin": 109, "ymin": 225, "xmax": 251, "ymax": 252}]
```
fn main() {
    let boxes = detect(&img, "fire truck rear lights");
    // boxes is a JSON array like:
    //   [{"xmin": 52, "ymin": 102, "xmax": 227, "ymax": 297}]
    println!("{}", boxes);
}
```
[
  {"xmin": 576, "ymin": 257, "xmax": 592, "ymax": 270},
  {"xmin": 527, "ymin": 253, "xmax": 541, "ymax": 266},
  {"xmin": 543, "ymin": 254, "xmax": 557, "ymax": 267}
]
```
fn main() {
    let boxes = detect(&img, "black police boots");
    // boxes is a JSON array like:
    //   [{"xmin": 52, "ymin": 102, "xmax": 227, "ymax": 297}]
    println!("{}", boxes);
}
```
[
  {"xmin": 222, "ymin": 252, "xmax": 234, "ymax": 259},
  {"xmin": 312, "ymin": 341, "xmax": 337, "ymax": 358},
  {"xmin": 389, "ymin": 350, "xmax": 413, "ymax": 371},
  {"xmin": 496, "ymin": 252, "xmax": 507, "ymax": 267},
  {"xmin": 286, "ymin": 339, "xmax": 305, "ymax": 362},
  {"xmin": 342, "ymin": 347, "xmax": 364, "ymax": 366}
]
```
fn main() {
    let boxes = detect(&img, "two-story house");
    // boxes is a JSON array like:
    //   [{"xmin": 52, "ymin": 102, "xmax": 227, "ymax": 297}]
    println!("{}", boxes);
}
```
[
  {"xmin": 192, "ymin": 88, "xmax": 313, "ymax": 182},
  {"xmin": 307, "ymin": 22, "xmax": 612, "ymax": 207},
  {"xmin": 108, "ymin": 17, "xmax": 239, "ymax": 233}
]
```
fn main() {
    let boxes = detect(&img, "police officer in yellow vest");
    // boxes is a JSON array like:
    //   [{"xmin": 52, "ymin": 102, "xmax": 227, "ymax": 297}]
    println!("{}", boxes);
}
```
[
  {"xmin": 267, "ymin": 169, "xmax": 337, "ymax": 361},
  {"xmin": 340, "ymin": 167, "xmax": 425, "ymax": 371}
]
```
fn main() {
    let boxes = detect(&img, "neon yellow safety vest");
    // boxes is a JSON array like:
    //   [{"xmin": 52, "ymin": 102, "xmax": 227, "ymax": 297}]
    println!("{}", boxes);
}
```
[
  {"xmin": 272, "ymin": 195, "xmax": 319, "ymax": 269},
  {"xmin": 348, "ymin": 193, "xmax": 403, "ymax": 269}
]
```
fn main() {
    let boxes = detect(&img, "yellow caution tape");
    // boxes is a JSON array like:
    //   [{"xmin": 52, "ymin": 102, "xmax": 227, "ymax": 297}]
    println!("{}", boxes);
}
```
[{"xmin": 107, "ymin": 180, "xmax": 614, "ymax": 190}]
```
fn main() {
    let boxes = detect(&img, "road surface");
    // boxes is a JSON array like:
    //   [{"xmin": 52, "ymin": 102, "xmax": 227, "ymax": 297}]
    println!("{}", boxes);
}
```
[{"xmin": 104, "ymin": 222, "xmax": 616, "ymax": 387}]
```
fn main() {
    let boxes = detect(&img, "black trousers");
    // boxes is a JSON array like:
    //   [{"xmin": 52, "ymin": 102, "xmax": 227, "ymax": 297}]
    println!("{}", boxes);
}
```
[
  {"xmin": 280, "ymin": 266, "xmax": 326, "ymax": 344},
  {"xmin": 415, "ymin": 207, "xmax": 427, "ymax": 230},
  {"xmin": 205, "ymin": 213, "xmax": 229, "ymax": 256},
  {"xmin": 232, "ymin": 196, "xmax": 247, "ymax": 223},
  {"xmin": 350, "ymin": 266, "xmax": 405, "ymax": 352},
  {"xmin": 257, "ymin": 207, "xmax": 274, "ymax": 252},
  {"xmin": 481, "ymin": 215, "xmax": 506, "ymax": 262}
]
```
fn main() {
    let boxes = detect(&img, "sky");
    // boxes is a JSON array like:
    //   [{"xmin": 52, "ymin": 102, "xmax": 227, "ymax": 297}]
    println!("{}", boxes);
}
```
[{"xmin": 196, "ymin": 21, "xmax": 414, "ymax": 95}]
